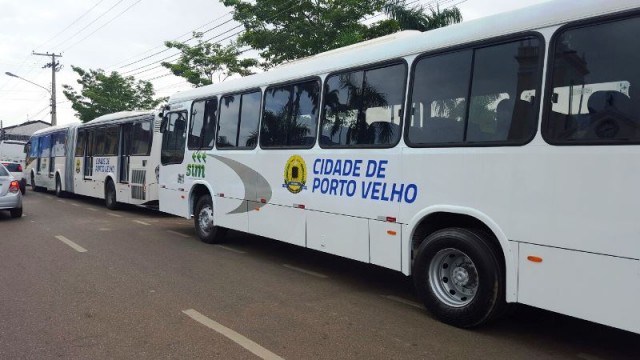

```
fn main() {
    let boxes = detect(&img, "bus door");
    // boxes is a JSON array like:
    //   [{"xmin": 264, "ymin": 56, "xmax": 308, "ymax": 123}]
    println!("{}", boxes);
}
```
[
  {"xmin": 37, "ymin": 134, "xmax": 51, "ymax": 175},
  {"xmin": 120, "ymin": 124, "xmax": 132, "ymax": 183},
  {"xmin": 159, "ymin": 111, "xmax": 189, "ymax": 217},
  {"xmin": 48, "ymin": 132, "xmax": 59, "ymax": 179},
  {"xmin": 84, "ymin": 130, "xmax": 94, "ymax": 180}
]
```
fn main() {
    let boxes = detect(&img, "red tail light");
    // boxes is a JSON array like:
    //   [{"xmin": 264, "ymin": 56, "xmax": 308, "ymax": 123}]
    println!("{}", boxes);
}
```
[{"xmin": 9, "ymin": 180, "xmax": 20, "ymax": 193}]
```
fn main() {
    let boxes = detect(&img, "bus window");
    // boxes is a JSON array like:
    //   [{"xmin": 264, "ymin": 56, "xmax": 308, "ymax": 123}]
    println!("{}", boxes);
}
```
[
  {"xmin": 76, "ymin": 130, "xmax": 86, "ymax": 157},
  {"xmin": 261, "ymin": 79, "xmax": 320, "ymax": 148},
  {"xmin": 93, "ymin": 128, "xmax": 106, "ymax": 156},
  {"xmin": 189, "ymin": 99, "xmax": 217, "ymax": 150},
  {"xmin": 52, "ymin": 131, "xmax": 66, "ymax": 157},
  {"xmin": 103, "ymin": 126, "xmax": 119, "ymax": 156},
  {"xmin": 216, "ymin": 90, "xmax": 261, "ymax": 149},
  {"xmin": 545, "ymin": 15, "xmax": 640, "ymax": 144},
  {"xmin": 40, "ymin": 134, "xmax": 51, "ymax": 158},
  {"xmin": 29, "ymin": 137, "xmax": 39, "ymax": 158},
  {"xmin": 132, "ymin": 121, "xmax": 153, "ymax": 155},
  {"xmin": 161, "ymin": 112, "xmax": 187, "ymax": 165},
  {"xmin": 321, "ymin": 63, "xmax": 405, "ymax": 147},
  {"xmin": 408, "ymin": 37, "xmax": 542, "ymax": 146}
]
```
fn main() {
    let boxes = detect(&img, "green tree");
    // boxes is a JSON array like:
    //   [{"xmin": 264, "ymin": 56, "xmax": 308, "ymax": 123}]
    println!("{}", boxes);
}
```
[
  {"xmin": 380, "ymin": 1, "xmax": 462, "ymax": 32},
  {"xmin": 63, "ymin": 66, "xmax": 164, "ymax": 123},
  {"xmin": 222, "ymin": 0, "xmax": 463, "ymax": 68},
  {"xmin": 162, "ymin": 32, "xmax": 258, "ymax": 87},
  {"xmin": 222, "ymin": 0, "xmax": 386, "ymax": 67}
]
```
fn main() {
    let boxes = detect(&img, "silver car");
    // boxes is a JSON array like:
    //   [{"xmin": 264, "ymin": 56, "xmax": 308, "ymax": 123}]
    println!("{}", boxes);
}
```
[{"xmin": 0, "ymin": 163, "xmax": 23, "ymax": 218}]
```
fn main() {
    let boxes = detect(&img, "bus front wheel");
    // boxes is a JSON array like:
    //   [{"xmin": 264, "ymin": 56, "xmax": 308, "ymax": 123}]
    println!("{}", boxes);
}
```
[
  {"xmin": 194, "ymin": 194, "xmax": 226, "ymax": 244},
  {"xmin": 413, "ymin": 228, "xmax": 505, "ymax": 328},
  {"xmin": 31, "ymin": 173, "xmax": 41, "ymax": 192}
]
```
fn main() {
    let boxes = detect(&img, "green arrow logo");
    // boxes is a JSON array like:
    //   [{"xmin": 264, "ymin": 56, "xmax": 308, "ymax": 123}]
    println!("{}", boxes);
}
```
[{"xmin": 192, "ymin": 152, "xmax": 197, "ymax": 162}]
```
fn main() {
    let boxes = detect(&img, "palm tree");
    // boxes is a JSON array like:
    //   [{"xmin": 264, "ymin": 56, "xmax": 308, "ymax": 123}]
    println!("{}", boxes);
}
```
[{"xmin": 382, "ymin": 1, "xmax": 462, "ymax": 32}]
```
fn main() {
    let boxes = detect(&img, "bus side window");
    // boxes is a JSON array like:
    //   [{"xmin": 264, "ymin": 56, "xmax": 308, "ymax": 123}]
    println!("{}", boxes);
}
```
[
  {"xmin": 261, "ymin": 79, "xmax": 320, "ymax": 148},
  {"xmin": 545, "ymin": 15, "xmax": 640, "ymax": 144}
]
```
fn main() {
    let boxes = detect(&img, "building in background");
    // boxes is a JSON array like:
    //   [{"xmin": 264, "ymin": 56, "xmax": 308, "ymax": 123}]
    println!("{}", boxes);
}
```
[{"xmin": 0, "ymin": 120, "xmax": 51, "ymax": 141}]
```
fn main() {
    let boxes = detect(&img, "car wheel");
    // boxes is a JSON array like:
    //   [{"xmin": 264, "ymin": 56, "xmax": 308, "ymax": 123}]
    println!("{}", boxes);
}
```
[
  {"xmin": 194, "ymin": 194, "xmax": 227, "ymax": 244},
  {"xmin": 105, "ymin": 180, "xmax": 119, "ymax": 210},
  {"xmin": 10, "ymin": 207, "xmax": 23, "ymax": 218},
  {"xmin": 413, "ymin": 228, "xmax": 506, "ymax": 328}
]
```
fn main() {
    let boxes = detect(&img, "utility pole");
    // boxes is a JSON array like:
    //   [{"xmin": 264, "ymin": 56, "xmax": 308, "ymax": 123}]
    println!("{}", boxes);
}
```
[{"xmin": 32, "ymin": 52, "xmax": 62, "ymax": 126}]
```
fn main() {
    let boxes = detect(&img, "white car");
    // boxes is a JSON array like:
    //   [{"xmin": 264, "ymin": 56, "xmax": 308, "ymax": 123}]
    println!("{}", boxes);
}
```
[
  {"xmin": 1, "ymin": 161, "xmax": 26, "ymax": 194},
  {"xmin": 0, "ymin": 163, "xmax": 23, "ymax": 218}
]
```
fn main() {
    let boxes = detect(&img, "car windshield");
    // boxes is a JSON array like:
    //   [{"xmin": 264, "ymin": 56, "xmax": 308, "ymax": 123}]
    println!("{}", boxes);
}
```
[
  {"xmin": 0, "ymin": 165, "xmax": 9, "ymax": 177},
  {"xmin": 1, "ymin": 162, "xmax": 20, "ymax": 172}
]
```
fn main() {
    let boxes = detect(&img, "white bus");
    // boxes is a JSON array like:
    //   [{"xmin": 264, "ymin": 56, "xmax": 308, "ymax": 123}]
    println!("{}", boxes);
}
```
[
  {"xmin": 73, "ymin": 111, "xmax": 160, "ymax": 209},
  {"xmin": 27, "ymin": 111, "xmax": 161, "ymax": 209},
  {"xmin": 27, "ymin": 123, "xmax": 78, "ymax": 195},
  {"xmin": 158, "ymin": 0, "xmax": 640, "ymax": 334}
]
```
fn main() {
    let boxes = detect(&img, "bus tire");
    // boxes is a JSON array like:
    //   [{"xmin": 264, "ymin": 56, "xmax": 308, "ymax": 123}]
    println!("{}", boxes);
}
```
[
  {"xmin": 55, "ymin": 175, "xmax": 63, "ymax": 198},
  {"xmin": 194, "ymin": 194, "xmax": 226, "ymax": 244},
  {"xmin": 105, "ymin": 180, "xmax": 119, "ymax": 210},
  {"xmin": 31, "ymin": 173, "xmax": 41, "ymax": 192},
  {"xmin": 413, "ymin": 227, "xmax": 505, "ymax": 328}
]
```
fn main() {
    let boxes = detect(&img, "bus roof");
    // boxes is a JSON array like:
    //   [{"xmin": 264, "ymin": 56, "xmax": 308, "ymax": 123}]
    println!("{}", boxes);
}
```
[
  {"xmin": 86, "ymin": 111, "xmax": 155, "ymax": 125},
  {"xmin": 167, "ymin": 0, "xmax": 639, "ymax": 105},
  {"xmin": 31, "ymin": 122, "xmax": 79, "ymax": 137}
]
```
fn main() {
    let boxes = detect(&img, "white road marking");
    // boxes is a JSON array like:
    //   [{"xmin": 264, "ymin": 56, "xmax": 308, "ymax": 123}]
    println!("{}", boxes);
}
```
[
  {"xmin": 182, "ymin": 309, "xmax": 284, "ymax": 360},
  {"xmin": 71, "ymin": 203, "xmax": 80, "ymax": 207},
  {"xmin": 106, "ymin": 213, "xmax": 122, "ymax": 218},
  {"xmin": 55, "ymin": 235, "xmax": 87, "ymax": 253},
  {"xmin": 56, "ymin": 199, "xmax": 66, "ymax": 203},
  {"xmin": 381, "ymin": 295, "xmax": 423, "ymax": 309},
  {"xmin": 282, "ymin": 264, "xmax": 328, "ymax": 279},
  {"xmin": 86, "ymin": 207, "xmax": 98, "ymax": 211},
  {"xmin": 215, "ymin": 245, "xmax": 246, "ymax": 254},
  {"xmin": 167, "ymin": 230, "xmax": 190, "ymax": 238},
  {"xmin": 133, "ymin": 220, "xmax": 151, "ymax": 226}
]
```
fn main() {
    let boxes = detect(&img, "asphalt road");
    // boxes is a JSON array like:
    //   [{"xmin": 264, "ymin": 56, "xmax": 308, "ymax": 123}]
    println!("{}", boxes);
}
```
[{"xmin": 0, "ymin": 191, "xmax": 638, "ymax": 359}]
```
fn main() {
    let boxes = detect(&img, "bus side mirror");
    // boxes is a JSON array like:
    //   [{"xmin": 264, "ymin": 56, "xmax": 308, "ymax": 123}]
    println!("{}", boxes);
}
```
[{"xmin": 159, "ymin": 116, "xmax": 168, "ymax": 133}]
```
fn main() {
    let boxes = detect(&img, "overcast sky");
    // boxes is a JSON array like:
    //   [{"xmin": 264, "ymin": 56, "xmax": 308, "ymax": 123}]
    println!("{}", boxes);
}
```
[{"xmin": 0, "ymin": 0, "xmax": 550, "ymax": 128}]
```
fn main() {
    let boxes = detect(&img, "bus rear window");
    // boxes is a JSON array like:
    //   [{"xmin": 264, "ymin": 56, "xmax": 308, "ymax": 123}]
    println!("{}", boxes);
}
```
[{"xmin": 544, "ymin": 15, "xmax": 640, "ymax": 144}]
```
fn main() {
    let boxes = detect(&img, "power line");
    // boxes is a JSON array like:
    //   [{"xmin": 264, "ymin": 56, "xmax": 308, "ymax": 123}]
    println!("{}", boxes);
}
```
[
  {"xmin": 114, "ymin": 16, "xmax": 236, "ymax": 71},
  {"xmin": 108, "ymin": 11, "xmax": 235, "ymax": 71},
  {"xmin": 63, "ymin": 0, "xmax": 145, "ymax": 52},
  {"xmin": 124, "ymin": 0, "xmax": 301, "ymax": 78},
  {"xmin": 50, "ymin": 0, "xmax": 127, "ymax": 50},
  {"xmin": 34, "ymin": 0, "xmax": 106, "ymax": 51},
  {"xmin": 123, "ymin": 22, "xmax": 246, "ymax": 77}
]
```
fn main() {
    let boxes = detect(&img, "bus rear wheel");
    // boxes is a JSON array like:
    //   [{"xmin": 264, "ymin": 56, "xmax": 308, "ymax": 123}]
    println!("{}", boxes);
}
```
[
  {"xmin": 105, "ymin": 180, "xmax": 119, "ymax": 210},
  {"xmin": 413, "ymin": 228, "xmax": 505, "ymax": 328},
  {"xmin": 194, "ymin": 194, "xmax": 226, "ymax": 244},
  {"xmin": 55, "ymin": 175, "xmax": 63, "ymax": 198}
]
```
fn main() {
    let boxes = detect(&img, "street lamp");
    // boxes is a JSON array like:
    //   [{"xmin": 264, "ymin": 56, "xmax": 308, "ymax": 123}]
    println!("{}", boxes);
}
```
[{"xmin": 5, "ymin": 71, "xmax": 56, "ymax": 126}]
